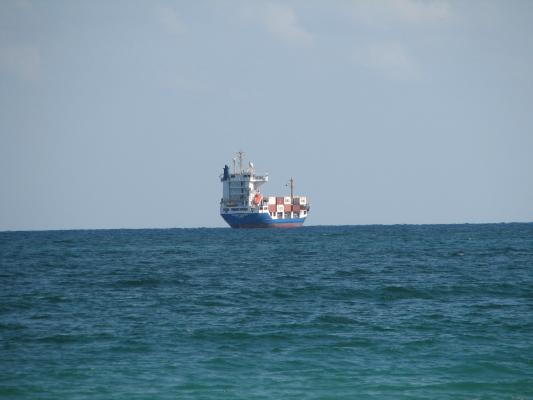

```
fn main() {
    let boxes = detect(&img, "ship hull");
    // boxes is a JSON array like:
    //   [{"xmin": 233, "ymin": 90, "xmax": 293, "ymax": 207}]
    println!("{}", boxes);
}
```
[{"xmin": 221, "ymin": 212, "xmax": 305, "ymax": 229}]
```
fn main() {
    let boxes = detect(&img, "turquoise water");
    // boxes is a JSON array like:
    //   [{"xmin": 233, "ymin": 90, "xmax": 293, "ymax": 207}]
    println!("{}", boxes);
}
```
[{"xmin": 1, "ymin": 224, "xmax": 532, "ymax": 399}]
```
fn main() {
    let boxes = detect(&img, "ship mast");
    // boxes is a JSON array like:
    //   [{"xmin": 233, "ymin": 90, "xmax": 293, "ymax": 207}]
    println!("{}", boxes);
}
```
[
  {"xmin": 237, "ymin": 151, "xmax": 244, "ymax": 173},
  {"xmin": 289, "ymin": 177, "xmax": 294, "ymax": 202}
]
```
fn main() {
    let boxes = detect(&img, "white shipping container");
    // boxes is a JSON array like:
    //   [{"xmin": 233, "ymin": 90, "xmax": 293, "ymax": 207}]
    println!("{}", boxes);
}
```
[
  {"xmin": 276, "ymin": 204, "xmax": 284, "ymax": 212},
  {"xmin": 268, "ymin": 196, "xmax": 276, "ymax": 205},
  {"xmin": 299, "ymin": 197, "xmax": 307, "ymax": 205},
  {"xmin": 284, "ymin": 196, "xmax": 291, "ymax": 204}
]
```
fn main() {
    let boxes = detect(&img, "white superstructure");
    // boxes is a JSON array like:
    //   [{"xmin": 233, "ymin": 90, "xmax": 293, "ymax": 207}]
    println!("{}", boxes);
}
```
[{"xmin": 220, "ymin": 151, "xmax": 269, "ymax": 214}]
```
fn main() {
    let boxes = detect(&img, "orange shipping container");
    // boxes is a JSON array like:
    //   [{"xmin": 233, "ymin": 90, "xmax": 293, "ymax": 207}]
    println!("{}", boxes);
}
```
[
  {"xmin": 268, "ymin": 204, "xmax": 277, "ymax": 213},
  {"xmin": 276, "ymin": 197, "xmax": 284, "ymax": 205},
  {"xmin": 284, "ymin": 204, "xmax": 292, "ymax": 212}
]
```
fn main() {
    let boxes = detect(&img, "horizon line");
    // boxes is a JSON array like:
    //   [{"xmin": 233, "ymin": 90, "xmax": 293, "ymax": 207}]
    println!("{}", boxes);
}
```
[{"xmin": 1, "ymin": 221, "xmax": 532, "ymax": 233}]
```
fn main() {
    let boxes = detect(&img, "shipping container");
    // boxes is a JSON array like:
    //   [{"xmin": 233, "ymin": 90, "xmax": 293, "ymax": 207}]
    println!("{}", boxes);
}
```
[
  {"xmin": 268, "ymin": 196, "xmax": 276, "ymax": 205},
  {"xmin": 284, "ymin": 204, "xmax": 292, "ymax": 212},
  {"xmin": 299, "ymin": 196, "xmax": 307, "ymax": 205},
  {"xmin": 276, "ymin": 197, "xmax": 284, "ymax": 205},
  {"xmin": 292, "ymin": 197, "xmax": 300, "ymax": 205},
  {"xmin": 293, "ymin": 204, "xmax": 301, "ymax": 212},
  {"xmin": 276, "ymin": 204, "xmax": 284, "ymax": 213},
  {"xmin": 284, "ymin": 196, "xmax": 291, "ymax": 205},
  {"xmin": 268, "ymin": 204, "xmax": 277, "ymax": 213}
]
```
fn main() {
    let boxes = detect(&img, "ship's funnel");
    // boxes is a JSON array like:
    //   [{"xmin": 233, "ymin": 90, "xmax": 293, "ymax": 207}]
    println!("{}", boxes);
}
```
[{"xmin": 223, "ymin": 165, "xmax": 230, "ymax": 181}]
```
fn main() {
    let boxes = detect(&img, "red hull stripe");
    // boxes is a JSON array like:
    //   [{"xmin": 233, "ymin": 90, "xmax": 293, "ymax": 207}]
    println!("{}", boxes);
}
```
[{"xmin": 233, "ymin": 222, "xmax": 304, "ymax": 229}]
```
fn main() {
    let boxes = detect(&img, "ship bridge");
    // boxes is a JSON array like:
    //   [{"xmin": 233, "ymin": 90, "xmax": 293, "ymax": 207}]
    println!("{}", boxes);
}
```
[{"xmin": 220, "ymin": 152, "xmax": 268, "ymax": 210}]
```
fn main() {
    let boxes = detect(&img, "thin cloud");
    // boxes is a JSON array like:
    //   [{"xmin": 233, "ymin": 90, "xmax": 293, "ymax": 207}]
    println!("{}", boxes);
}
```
[
  {"xmin": 0, "ymin": 45, "xmax": 40, "ymax": 81},
  {"xmin": 350, "ymin": 0, "xmax": 451, "ymax": 26},
  {"xmin": 389, "ymin": 0, "xmax": 450, "ymax": 22},
  {"xmin": 155, "ymin": 5, "xmax": 184, "ymax": 35},
  {"xmin": 352, "ymin": 42, "xmax": 419, "ymax": 80},
  {"xmin": 346, "ymin": 1, "xmax": 450, "ymax": 80},
  {"xmin": 242, "ymin": 3, "xmax": 312, "ymax": 47},
  {"xmin": 264, "ymin": 4, "xmax": 312, "ymax": 46}
]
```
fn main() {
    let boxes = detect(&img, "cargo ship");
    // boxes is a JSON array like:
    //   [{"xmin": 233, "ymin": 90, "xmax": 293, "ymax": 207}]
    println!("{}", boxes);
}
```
[{"xmin": 220, "ymin": 152, "xmax": 309, "ymax": 228}]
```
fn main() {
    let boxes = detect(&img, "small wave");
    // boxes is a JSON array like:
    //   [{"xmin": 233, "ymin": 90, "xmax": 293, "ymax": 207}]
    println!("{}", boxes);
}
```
[
  {"xmin": 110, "ymin": 341, "xmax": 152, "ymax": 353},
  {"xmin": 313, "ymin": 314, "xmax": 357, "ymax": 325},
  {"xmin": 420, "ymin": 379, "xmax": 531, "ymax": 392},
  {"xmin": 378, "ymin": 285, "xmax": 432, "ymax": 301},
  {"xmin": 44, "ymin": 294, "xmax": 68, "ymax": 303},
  {"xmin": 0, "ymin": 387, "xmax": 26, "ymax": 397},
  {"xmin": 37, "ymin": 333, "xmax": 88, "ymax": 344},
  {"xmin": 115, "ymin": 278, "xmax": 162, "ymax": 288},
  {"xmin": 403, "ymin": 337, "xmax": 438, "ymax": 347},
  {"xmin": 451, "ymin": 250, "xmax": 465, "ymax": 257},
  {"xmin": 36, "ymin": 331, "xmax": 114, "ymax": 345},
  {"xmin": 190, "ymin": 330, "xmax": 256, "ymax": 341},
  {"xmin": 0, "ymin": 322, "xmax": 26, "ymax": 331}
]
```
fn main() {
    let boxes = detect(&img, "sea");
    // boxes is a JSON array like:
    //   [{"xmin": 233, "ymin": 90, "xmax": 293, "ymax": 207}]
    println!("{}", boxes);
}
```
[{"xmin": 1, "ymin": 224, "xmax": 532, "ymax": 399}]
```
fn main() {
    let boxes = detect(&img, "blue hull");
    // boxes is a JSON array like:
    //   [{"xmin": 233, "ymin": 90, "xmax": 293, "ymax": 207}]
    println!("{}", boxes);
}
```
[{"xmin": 221, "ymin": 213, "xmax": 305, "ymax": 228}]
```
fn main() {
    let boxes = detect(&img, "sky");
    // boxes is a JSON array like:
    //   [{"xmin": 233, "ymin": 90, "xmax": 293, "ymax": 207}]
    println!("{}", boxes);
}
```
[{"xmin": 1, "ymin": 0, "xmax": 532, "ymax": 230}]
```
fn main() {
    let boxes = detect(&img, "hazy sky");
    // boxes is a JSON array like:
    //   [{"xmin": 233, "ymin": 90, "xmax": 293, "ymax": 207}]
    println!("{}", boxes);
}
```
[{"xmin": 1, "ymin": 0, "xmax": 532, "ymax": 230}]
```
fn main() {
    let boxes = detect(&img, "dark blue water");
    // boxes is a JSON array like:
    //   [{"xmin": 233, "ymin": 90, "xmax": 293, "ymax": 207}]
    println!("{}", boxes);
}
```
[{"xmin": 1, "ymin": 224, "xmax": 532, "ymax": 399}]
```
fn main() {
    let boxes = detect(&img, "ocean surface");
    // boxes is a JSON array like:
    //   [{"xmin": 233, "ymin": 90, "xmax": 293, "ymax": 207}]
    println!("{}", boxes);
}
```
[{"xmin": 1, "ymin": 224, "xmax": 532, "ymax": 399}]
